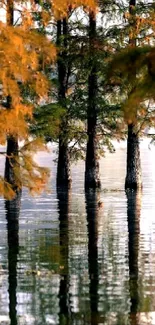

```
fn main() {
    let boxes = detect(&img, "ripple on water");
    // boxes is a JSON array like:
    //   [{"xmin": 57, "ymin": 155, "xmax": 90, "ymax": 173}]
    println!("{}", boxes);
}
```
[{"xmin": 0, "ymin": 145, "xmax": 155, "ymax": 324}]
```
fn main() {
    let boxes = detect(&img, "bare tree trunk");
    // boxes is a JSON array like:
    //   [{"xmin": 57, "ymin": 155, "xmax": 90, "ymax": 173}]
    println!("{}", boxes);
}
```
[
  {"xmin": 85, "ymin": 11, "xmax": 101, "ymax": 189},
  {"xmin": 57, "ymin": 123, "xmax": 71, "ymax": 188},
  {"xmin": 56, "ymin": 19, "xmax": 71, "ymax": 188},
  {"xmin": 125, "ymin": 0, "xmax": 142, "ymax": 190},
  {"xmin": 5, "ymin": 135, "xmax": 19, "ymax": 191},
  {"xmin": 125, "ymin": 124, "xmax": 142, "ymax": 189}
]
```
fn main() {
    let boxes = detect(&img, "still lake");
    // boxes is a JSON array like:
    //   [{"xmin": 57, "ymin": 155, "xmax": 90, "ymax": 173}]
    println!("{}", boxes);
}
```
[{"xmin": 0, "ymin": 140, "xmax": 155, "ymax": 325}]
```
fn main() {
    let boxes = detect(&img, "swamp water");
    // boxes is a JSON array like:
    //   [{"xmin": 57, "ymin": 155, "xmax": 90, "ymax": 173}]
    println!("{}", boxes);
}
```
[{"xmin": 0, "ymin": 141, "xmax": 155, "ymax": 324}]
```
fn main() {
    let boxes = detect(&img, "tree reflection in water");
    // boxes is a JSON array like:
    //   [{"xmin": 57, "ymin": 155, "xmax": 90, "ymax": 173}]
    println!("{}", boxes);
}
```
[
  {"xmin": 5, "ymin": 191, "xmax": 21, "ymax": 325},
  {"xmin": 57, "ymin": 186, "xmax": 71, "ymax": 325},
  {"xmin": 85, "ymin": 189, "xmax": 101, "ymax": 325},
  {"xmin": 126, "ymin": 189, "xmax": 141, "ymax": 325}
]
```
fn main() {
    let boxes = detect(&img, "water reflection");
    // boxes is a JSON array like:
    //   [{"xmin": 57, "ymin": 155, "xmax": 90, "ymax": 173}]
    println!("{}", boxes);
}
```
[
  {"xmin": 5, "ymin": 191, "xmax": 21, "ymax": 325},
  {"xmin": 57, "ymin": 187, "xmax": 70, "ymax": 325},
  {"xmin": 1, "ymin": 146, "xmax": 155, "ymax": 324},
  {"xmin": 85, "ymin": 189, "xmax": 100, "ymax": 325},
  {"xmin": 126, "ymin": 189, "xmax": 141, "ymax": 325}
]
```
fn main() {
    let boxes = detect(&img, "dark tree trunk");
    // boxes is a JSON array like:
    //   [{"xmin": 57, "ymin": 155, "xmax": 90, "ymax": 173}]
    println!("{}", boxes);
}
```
[
  {"xmin": 85, "ymin": 115, "xmax": 100, "ymax": 189},
  {"xmin": 4, "ymin": 97, "xmax": 20, "ymax": 192},
  {"xmin": 56, "ymin": 19, "xmax": 71, "ymax": 188},
  {"xmin": 85, "ymin": 11, "xmax": 101, "ymax": 189},
  {"xmin": 125, "ymin": 0, "xmax": 142, "ymax": 190},
  {"xmin": 57, "ymin": 131, "xmax": 71, "ymax": 188},
  {"xmin": 7, "ymin": 0, "xmax": 13, "ymax": 25},
  {"xmin": 5, "ymin": 1, "xmax": 20, "ymax": 192},
  {"xmin": 125, "ymin": 124, "xmax": 142, "ymax": 190},
  {"xmin": 5, "ymin": 6, "xmax": 20, "ymax": 321},
  {"xmin": 5, "ymin": 135, "xmax": 19, "ymax": 190},
  {"xmin": 126, "ymin": 189, "xmax": 141, "ymax": 325},
  {"xmin": 5, "ymin": 191, "xmax": 21, "ymax": 325}
]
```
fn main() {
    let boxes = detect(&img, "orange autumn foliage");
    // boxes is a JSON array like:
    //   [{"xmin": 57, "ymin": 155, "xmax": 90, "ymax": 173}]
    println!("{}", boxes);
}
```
[
  {"xmin": 0, "ymin": 0, "xmax": 98, "ymax": 198},
  {"xmin": 0, "ymin": 0, "xmax": 97, "ymax": 141},
  {"xmin": 0, "ymin": 3, "xmax": 57, "ymax": 197},
  {"xmin": 0, "ymin": 21, "xmax": 56, "ymax": 140},
  {"xmin": 52, "ymin": 0, "xmax": 97, "ymax": 18}
]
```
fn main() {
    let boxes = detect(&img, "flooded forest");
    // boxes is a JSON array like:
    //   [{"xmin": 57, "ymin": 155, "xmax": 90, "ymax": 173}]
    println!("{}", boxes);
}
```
[{"xmin": 0, "ymin": 0, "xmax": 155, "ymax": 324}]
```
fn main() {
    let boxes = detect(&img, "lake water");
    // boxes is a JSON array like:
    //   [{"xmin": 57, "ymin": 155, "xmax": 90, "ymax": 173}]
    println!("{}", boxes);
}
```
[{"xmin": 0, "ymin": 140, "xmax": 155, "ymax": 325}]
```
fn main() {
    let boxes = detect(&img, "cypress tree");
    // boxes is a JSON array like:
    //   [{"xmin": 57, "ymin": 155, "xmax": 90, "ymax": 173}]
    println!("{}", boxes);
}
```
[
  {"xmin": 56, "ymin": 18, "xmax": 71, "ymax": 188},
  {"xmin": 85, "ymin": 10, "xmax": 101, "ymax": 189},
  {"xmin": 125, "ymin": 0, "xmax": 142, "ymax": 190},
  {"xmin": 5, "ymin": 0, "xmax": 20, "ymax": 192}
]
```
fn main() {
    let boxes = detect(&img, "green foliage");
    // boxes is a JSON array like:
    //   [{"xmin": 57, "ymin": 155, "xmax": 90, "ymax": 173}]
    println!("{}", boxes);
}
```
[
  {"xmin": 30, "ymin": 0, "xmax": 155, "ymax": 166},
  {"xmin": 30, "ymin": 103, "xmax": 65, "ymax": 142},
  {"xmin": 107, "ymin": 45, "xmax": 155, "ymax": 130}
]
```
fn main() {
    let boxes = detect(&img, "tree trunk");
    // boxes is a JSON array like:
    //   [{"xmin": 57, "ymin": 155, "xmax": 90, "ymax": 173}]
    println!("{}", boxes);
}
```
[
  {"xmin": 85, "ymin": 11, "xmax": 101, "ymax": 189},
  {"xmin": 5, "ymin": 135, "xmax": 19, "ymax": 191},
  {"xmin": 125, "ymin": 0, "xmax": 142, "ymax": 189},
  {"xmin": 125, "ymin": 124, "xmax": 142, "ymax": 189},
  {"xmin": 5, "ymin": 1, "xmax": 20, "ymax": 192},
  {"xmin": 7, "ymin": 0, "xmax": 13, "ymax": 25},
  {"xmin": 85, "ymin": 116, "xmax": 100, "ymax": 188},
  {"xmin": 57, "ymin": 129, "xmax": 71, "ymax": 188},
  {"xmin": 56, "ymin": 19, "xmax": 71, "ymax": 188}
]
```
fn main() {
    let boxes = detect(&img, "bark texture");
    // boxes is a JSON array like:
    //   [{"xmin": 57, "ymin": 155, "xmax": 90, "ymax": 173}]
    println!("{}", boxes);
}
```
[
  {"xmin": 85, "ymin": 11, "xmax": 101, "ymax": 189},
  {"xmin": 56, "ymin": 19, "xmax": 71, "ymax": 188},
  {"xmin": 125, "ymin": 124, "xmax": 142, "ymax": 189}
]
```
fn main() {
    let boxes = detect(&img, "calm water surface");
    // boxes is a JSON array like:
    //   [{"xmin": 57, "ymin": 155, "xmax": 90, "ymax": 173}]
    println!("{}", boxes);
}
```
[{"xmin": 0, "ymin": 141, "xmax": 155, "ymax": 324}]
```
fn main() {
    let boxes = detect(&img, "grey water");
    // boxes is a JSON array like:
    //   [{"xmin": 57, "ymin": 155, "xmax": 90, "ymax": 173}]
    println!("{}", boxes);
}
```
[{"xmin": 0, "ymin": 141, "xmax": 155, "ymax": 324}]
